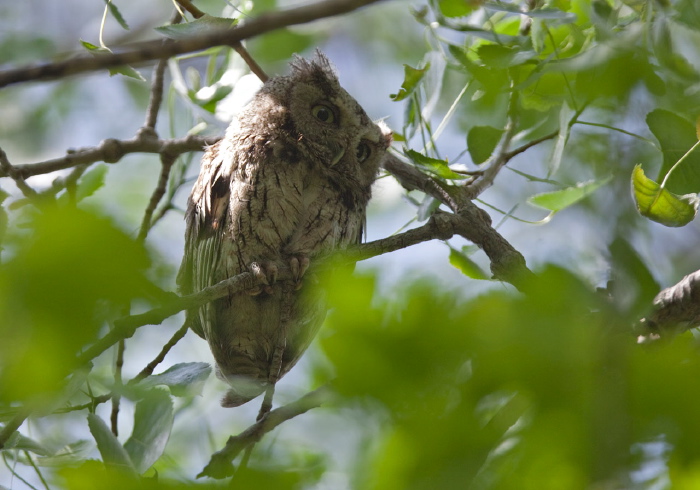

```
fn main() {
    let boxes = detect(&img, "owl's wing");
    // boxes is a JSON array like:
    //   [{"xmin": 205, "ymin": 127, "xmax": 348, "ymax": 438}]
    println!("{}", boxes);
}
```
[{"xmin": 177, "ymin": 140, "xmax": 234, "ymax": 339}]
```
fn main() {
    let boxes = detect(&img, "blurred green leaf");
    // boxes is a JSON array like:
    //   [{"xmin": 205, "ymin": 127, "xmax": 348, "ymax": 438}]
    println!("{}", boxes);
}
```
[
  {"xmin": 631, "ymin": 164, "xmax": 699, "ymax": 227},
  {"xmin": 57, "ymin": 165, "xmax": 108, "ymax": 205},
  {"xmin": 528, "ymin": 177, "xmax": 611, "ymax": 212},
  {"xmin": 108, "ymin": 65, "xmax": 146, "ymax": 82},
  {"xmin": 80, "ymin": 40, "xmax": 145, "ymax": 81},
  {"xmin": 647, "ymin": 109, "xmax": 700, "ymax": 195},
  {"xmin": 88, "ymin": 413, "xmax": 137, "ymax": 474},
  {"xmin": 485, "ymin": 1, "xmax": 577, "ymax": 20},
  {"xmin": 124, "ymin": 390, "xmax": 173, "ymax": 474},
  {"xmin": 405, "ymin": 149, "xmax": 469, "ymax": 180},
  {"xmin": 248, "ymin": 28, "xmax": 316, "ymax": 63},
  {"xmin": 0, "ymin": 207, "xmax": 150, "ymax": 402},
  {"xmin": 104, "ymin": 0, "xmax": 129, "ymax": 30},
  {"xmin": 134, "ymin": 362, "xmax": 212, "ymax": 397},
  {"xmin": 449, "ymin": 246, "xmax": 489, "ymax": 279},
  {"xmin": 476, "ymin": 45, "xmax": 536, "ymax": 69},
  {"xmin": 467, "ymin": 126, "xmax": 503, "ymax": 164},
  {"xmin": 438, "ymin": 0, "xmax": 479, "ymax": 17},
  {"xmin": 391, "ymin": 63, "xmax": 430, "ymax": 101},
  {"xmin": 1, "ymin": 430, "xmax": 51, "ymax": 456},
  {"xmin": 37, "ymin": 440, "xmax": 93, "ymax": 467},
  {"xmin": 155, "ymin": 15, "xmax": 235, "ymax": 40}
]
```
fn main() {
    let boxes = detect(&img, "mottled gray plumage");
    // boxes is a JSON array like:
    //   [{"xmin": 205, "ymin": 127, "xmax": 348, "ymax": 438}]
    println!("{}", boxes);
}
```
[{"xmin": 177, "ymin": 53, "xmax": 391, "ymax": 407}]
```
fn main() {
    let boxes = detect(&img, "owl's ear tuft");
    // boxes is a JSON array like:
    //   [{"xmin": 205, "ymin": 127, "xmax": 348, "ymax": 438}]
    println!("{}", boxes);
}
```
[{"xmin": 290, "ymin": 50, "xmax": 338, "ymax": 85}]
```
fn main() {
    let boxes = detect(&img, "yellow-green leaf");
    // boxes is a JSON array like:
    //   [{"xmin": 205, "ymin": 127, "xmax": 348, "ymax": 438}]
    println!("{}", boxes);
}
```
[
  {"xmin": 632, "ymin": 164, "xmax": 699, "ymax": 227},
  {"xmin": 528, "ymin": 177, "xmax": 611, "ymax": 212},
  {"xmin": 449, "ymin": 247, "xmax": 489, "ymax": 279}
]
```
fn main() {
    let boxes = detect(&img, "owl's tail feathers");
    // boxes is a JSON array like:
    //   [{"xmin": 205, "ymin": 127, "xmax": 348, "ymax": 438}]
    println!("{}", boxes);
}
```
[{"xmin": 219, "ymin": 375, "xmax": 268, "ymax": 408}]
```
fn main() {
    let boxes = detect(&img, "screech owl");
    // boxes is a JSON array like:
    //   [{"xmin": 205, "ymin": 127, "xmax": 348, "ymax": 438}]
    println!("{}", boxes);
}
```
[{"xmin": 177, "ymin": 53, "xmax": 392, "ymax": 407}]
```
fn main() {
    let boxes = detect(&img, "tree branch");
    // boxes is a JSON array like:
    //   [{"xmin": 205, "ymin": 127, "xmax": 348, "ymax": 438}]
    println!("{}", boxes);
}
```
[
  {"xmin": 382, "ymin": 153, "xmax": 534, "ymax": 290},
  {"xmin": 198, "ymin": 385, "xmax": 332, "ymax": 479},
  {"xmin": 0, "ymin": 0, "xmax": 384, "ymax": 88},
  {"xmin": 4, "ymin": 134, "xmax": 218, "ymax": 179},
  {"xmin": 642, "ymin": 270, "xmax": 700, "ymax": 336}
]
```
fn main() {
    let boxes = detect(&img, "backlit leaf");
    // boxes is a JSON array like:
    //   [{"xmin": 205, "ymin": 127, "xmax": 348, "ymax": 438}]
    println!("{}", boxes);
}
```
[{"xmin": 632, "ymin": 164, "xmax": 699, "ymax": 227}]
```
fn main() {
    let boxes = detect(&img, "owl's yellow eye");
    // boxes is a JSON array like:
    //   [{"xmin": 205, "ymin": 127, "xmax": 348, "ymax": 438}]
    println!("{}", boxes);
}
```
[
  {"xmin": 356, "ymin": 142, "xmax": 371, "ymax": 163},
  {"xmin": 311, "ymin": 104, "xmax": 335, "ymax": 124}
]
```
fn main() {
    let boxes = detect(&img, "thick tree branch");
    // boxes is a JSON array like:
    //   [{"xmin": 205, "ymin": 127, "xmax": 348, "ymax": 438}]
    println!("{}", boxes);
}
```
[
  {"xmin": 0, "ymin": 0, "xmax": 384, "ymax": 88},
  {"xmin": 199, "ymin": 385, "xmax": 332, "ymax": 479},
  {"xmin": 382, "ymin": 153, "xmax": 534, "ymax": 290},
  {"xmin": 643, "ymin": 270, "xmax": 700, "ymax": 336}
]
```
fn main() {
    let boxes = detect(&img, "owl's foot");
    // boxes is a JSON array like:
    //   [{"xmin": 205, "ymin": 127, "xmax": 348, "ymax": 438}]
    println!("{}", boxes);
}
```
[
  {"xmin": 248, "ymin": 261, "xmax": 278, "ymax": 295},
  {"xmin": 289, "ymin": 255, "xmax": 310, "ymax": 290}
]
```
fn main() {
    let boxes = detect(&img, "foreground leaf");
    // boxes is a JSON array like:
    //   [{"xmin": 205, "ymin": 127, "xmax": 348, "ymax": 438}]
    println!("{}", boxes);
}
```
[
  {"xmin": 87, "ymin": 414, "xmax": 136, "ymax": 474},
  {"xmin": 632, "ymin": 165, "xmax": 699, "ymax": 227},
  {"xmin": 135, "ymin": 362, "xmax": 212, "ymax": 397},
  {"xmin": 123, "ymin": 390, "xmax": 173, "ymax": 473}
]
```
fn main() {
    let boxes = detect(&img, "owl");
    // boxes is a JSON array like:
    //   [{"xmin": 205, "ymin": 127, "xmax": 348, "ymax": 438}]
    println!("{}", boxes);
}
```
[{"xmin": 177, "ymin": 53, "xmax": 392, "ymax": 407}]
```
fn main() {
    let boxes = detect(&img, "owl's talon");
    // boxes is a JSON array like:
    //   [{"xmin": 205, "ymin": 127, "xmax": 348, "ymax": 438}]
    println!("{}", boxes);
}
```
[
  {"xmin": 289, "ymin": 255, "xmax": 310, "ymax": 287},
  {"xmin": 249, "ymin": 261, "xmax": 278, "ymax": 295}
]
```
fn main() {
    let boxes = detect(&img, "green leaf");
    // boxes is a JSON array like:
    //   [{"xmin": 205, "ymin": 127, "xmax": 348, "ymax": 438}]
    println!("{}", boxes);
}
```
[
  {"xmin": 57, "ymin": 165, "xmax": 108, "ymax": 205},
  {"xmin": 476, "ymin": 45, "xmax": 536, "ymax": 68},
  {"xmin": 405, "ymin": 149, "xmax": 469, "ymax": 180},
  {"xmin": 80, "ymin": 40, "xmax": 110, "ymax": 54},
  {"xmin": 467, "ymin": 126, "xmax": 503, "ymax": 164},
  {"xmin": 528, "ymin": 177, "xmax": 611, "ymax": 212},
  {"xmin": 108, "ymin": 65, "xmax": 146, "ymax": 82},
  {"xmin": 104, "ymin": 0, "xmax": 129, "ymax": 30},
  {"xmin": 1, "ymin": 430, "xmax": 51, "ymax": 456},
  {"xmin": 549, "ymin": 102, "xmax": 575, "ymax": 176},
  {"xmin": 155, "ymin": 15, "xmax": 236, "ymax": 39},
  {"xmin": 37, "ymin": 440, "xmax": 93, "ymax": 467},
  {"xmin": 391, "ymin": 64, "xmax": 430, "ymax": 101},
  {"xmin": 485, "ymin": 1, "xmax": 578, "ymax": 21},
  {"xmin": 631, "ymin": 164, "xmax": 699, "ymax": 227},
  {"xmin": 123, "ymin": 390, "xmax": 173, "ymax": 474},
  {"xmin": 449, "ymin": 247, "xmax": 489, "ymax": 279},
  {"xmin": 647, "ymin": 109, "xmax": 700, "ymax": 195},
  {"xmin": 80, "ymin": 40, "xmax": 145, "ymax": 82},
  {"xmin": 438, "ymin": 0, "xmax": 479, "ymax": 17},
  {"xmin": 87, "ymin": 414, "xmax": 136, "ymax": 474},
  {"xmin": 248, "ymin": 28, "xmax": 317, "ymax": 63},
  {"xmin": 134, "ymin": 362, "xmax": 212, "ymax": 397}
]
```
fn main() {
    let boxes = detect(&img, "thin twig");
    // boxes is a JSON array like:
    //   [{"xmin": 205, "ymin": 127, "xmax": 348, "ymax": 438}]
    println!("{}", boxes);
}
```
[
  {"xmin": 132, "ymin": 323, "xmax": 189, "ymax": 383},
  {"xmin": 138, "ymin": 153, "xmax": 177, "ymax": 242},
  {"xmin": 53, "ymin": 394, "xmax": 112, "ymax": 414},
  {"xmin": 111, "ymin": 339, "xmax": 125, "ymax": 436},
  {"xmin": 142, "ymin": 58, "xmax": 169, "ymax": 131},
  {"xmin": 23, "ymin": 450, "xmax": 50, "ymax": 490},
  {"xmin": 2, "ymin": 453, "xmax": 39, "ymax": 490},
  {"xmin": 0, "ymin": 146, "xmax": 38, "ymax": 199},
  {"xmin": 199, "ymin": 385, "xmax": 332, "ymax": 479},
  {"xmin": 175, "ymin": 0, "xmax": 269, "ymax": 82},
  {"xmin": 0, "ymin": 0, "xmax": 384, "ymax": 88}
]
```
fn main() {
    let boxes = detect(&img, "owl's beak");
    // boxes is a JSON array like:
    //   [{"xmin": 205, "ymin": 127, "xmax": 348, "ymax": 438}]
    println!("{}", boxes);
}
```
[{"xmin": 329, "ymin": 145, "xmax": 345, "ymax": 166}]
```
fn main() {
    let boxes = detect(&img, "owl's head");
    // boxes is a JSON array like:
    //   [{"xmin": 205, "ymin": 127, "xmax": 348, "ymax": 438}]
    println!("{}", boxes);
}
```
[{"xmin": 262, "ymin": 52, "xmax": 392, "ymax": 192}]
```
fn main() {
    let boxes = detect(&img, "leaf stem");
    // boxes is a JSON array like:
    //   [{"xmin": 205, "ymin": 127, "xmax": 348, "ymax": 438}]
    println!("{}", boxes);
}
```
[{"xmin": 660, "ymin": 139, "xmax": 700, "ymax": 190}]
